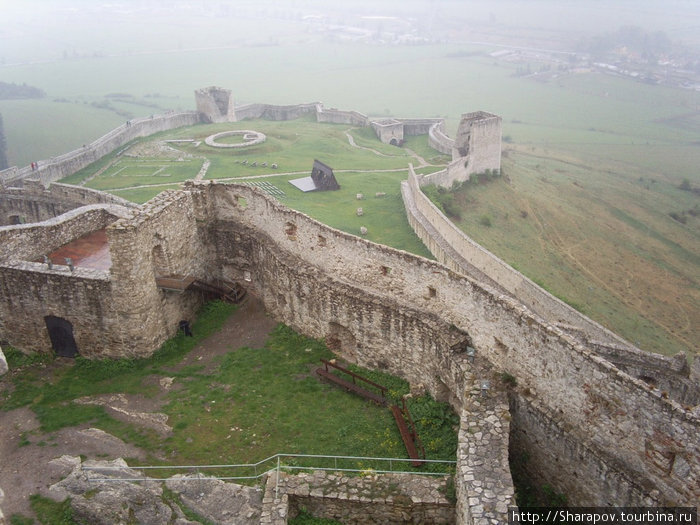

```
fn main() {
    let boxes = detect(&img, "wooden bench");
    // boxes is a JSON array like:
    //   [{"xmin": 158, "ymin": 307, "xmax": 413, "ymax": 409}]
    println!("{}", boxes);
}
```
[{"xmin": 316, "ymin": 366, "xmax": 387, "ymax": 406}]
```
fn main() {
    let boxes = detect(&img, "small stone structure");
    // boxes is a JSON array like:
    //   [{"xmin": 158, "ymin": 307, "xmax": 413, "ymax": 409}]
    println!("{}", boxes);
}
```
[
  {"xmin": 371, "ymin": 119, "xmax": 404, "ymax": 145},
  {"xmin": 195, "ymin": 86, "xmax": 236, "ymax": 123},
  {"xmin": 261, "ymin": 470, "xmax": 455, "ymax": 524},
  {"xmin": 204, "ymin": 130, "xmax": 266, "ymax": 149}
]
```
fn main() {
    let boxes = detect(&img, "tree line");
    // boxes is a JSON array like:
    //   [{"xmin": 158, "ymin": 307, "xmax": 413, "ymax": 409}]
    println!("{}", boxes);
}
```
[{"xmin": 0, "ymin": 81, "xmax": 45, "ymax": 100}]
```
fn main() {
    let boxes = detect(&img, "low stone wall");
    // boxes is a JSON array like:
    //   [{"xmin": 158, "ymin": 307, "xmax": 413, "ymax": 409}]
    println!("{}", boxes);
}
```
[
  {"xmin": 0, "ymin": 204, "xmax": 130, "ymax": 262},
  {"xmin": 0, "ymin": 180, "xmax": 136, "ymax": 225},
  {"xmin": 234, "ymin": 103, "xmax": 319, "ymax": 122},
  {"xmin": 397, "ymin": 117, "xmax": 445, "ymax": 136},
  {"xmin": 0, "ymin": 261, "xmax": 112, "ymax": 354},
  {"xmin": 456, "ymin": 386, "xmax": 516, "ymax": 524},
  {"xmin": 261, "ymin": 470, "xmax": 455, "ymax": 525},
  {"xmin": 429, "ymin": 122, "xmax": 455, "ymax": 155},
  {"xmin": 0, "ymin": 111, "xmax": 200, "ymax": 187},
  {"xmin": 316, "ymin": 106, "xmax": 369, "ymax": 126}
]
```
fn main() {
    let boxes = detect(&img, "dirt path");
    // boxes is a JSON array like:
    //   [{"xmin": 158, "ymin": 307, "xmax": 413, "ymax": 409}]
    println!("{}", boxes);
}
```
[{"xmin": 0, "ymin": 296, "xmax": 277, "ymax": 521}]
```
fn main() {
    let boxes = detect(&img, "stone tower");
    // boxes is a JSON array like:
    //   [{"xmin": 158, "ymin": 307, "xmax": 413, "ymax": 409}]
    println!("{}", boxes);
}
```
[
  {"xmin": 195, "ymin": 86, "xmax": 236, "ymax": 123},
  {"xmin": 453, "ymin": 111, "xmax": 502, "ymax": 176}
]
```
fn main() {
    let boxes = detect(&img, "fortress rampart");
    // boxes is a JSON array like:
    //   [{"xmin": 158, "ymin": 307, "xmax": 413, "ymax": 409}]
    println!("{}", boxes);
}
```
[
  {"xmin": 0, "ymin": 111, "xmax": 200, "ymax": 187},
  {"xmin": 402, "ymin": 165, "xmax": 699, "ymax": 405},
  {"xmin": 429, "ymin": 121, "xmax": 455, "ymax": 155},
  {"xmin": 316, "ymin": 106, "xmax": 369, "ymax": 126},
  {"xmin": 0, "ymin": 180, "xmax": 136, "ymax": 226},
  {"xmin": 234, "ymin": 103, "xmax": 320, "ymax": 122},
  {"xmin": 189, "ymin": 181, "xmax": 697, "ymax": 509},
  {"xmin": 0, "ymin": 90, "xmax": 698, "ymax": 521}
]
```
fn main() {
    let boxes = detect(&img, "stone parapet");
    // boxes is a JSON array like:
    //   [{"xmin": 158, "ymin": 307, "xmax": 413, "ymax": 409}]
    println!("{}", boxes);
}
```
[{"xmin": 262, "ymin": 470, "xmax": 455, "ymax": 524}]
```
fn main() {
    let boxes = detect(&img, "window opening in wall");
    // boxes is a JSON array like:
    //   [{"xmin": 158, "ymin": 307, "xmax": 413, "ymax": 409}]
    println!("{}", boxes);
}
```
[
  {"xmin": 427, "ymin": 286, "xmax": 437, "ymax": 298},
  {"xmin": 381, "ymin": 265, "xmax": 392, "ymax": 276},
  {"xmin": 317, "ymin": 235, "xmax": 327, "ymax": 247},
  {"xmin": 9, "ymin": 215, "xmax": 22, "ymax": 225},
  {"xmin": 285, "ymin": 222, "xmax": 297, "ymax": 239}
]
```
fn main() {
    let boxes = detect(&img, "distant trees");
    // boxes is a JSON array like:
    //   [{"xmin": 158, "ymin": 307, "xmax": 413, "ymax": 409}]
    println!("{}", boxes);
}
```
[
  {"xmin": 0, "ymin": 81, "xmax": 45, "ymax": 100},
  {"xmin": 0, "ymin": 113, "xmax": 8, "ymax": 170}
]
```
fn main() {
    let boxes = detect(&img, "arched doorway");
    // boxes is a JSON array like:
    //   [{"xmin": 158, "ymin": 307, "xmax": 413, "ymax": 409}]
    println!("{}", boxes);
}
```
[{"xmin": 44, "ymin": 316, "xmax": 79, "ymax": 357}]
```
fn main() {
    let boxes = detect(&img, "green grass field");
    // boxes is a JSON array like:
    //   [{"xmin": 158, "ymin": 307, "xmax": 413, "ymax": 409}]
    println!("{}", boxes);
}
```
[
  {"xmin": 1, "ymin": 302, "xmax": 457, "ymax": 472},
  {"xmin": 432, "ymin": 148, "xmax": 699, "ymax": 357}
]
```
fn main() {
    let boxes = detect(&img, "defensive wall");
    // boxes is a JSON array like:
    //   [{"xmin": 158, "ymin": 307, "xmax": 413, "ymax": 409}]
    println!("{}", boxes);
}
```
[
  {"xmin": 429, "ymin": 121, "xmax": 456, "ymax": 155},
  {"xmin": 0, "ymin": 180, "xmax": 136, "ymax": 226},
  {"xmin": 0, "ymin": 111, "xmax": 200, "ymax": 188},
  {"xmin": 234, "ymin": 103, "xmax": 320, "ymax": 122},
  {"xmin": 1, "ymin": 89, "xmax": 698, "ymax": 520},
  {"xmin": 315, "ymin": 105, "xmax": 369, "ymax": 126},
  {"xmin": 186, "ymin": 181, "xmax": 697, "ymax": 511},
  {"xmin": 402, "ymin": 165, "xmax": 699, "ymax": 406}
]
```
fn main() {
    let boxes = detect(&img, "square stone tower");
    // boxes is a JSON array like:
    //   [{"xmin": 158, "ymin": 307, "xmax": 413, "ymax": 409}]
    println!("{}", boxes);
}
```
[
  {"xmin": 195, "ymin": 87, "xmax": 236, "ymax": 123},
  {"xmin": 453, "ymin": 111, "xmax": 502, "ymax": 176}
]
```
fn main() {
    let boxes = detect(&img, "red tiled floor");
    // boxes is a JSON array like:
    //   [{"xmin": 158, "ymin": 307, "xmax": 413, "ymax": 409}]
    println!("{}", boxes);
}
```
[{"xmin": 43, "ymin": 229, "xmax": 111, "ymax": 271}]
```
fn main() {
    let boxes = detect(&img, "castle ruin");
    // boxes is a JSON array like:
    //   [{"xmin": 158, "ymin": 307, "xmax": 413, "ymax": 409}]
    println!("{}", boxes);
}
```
[{"xmin": 0, "ymin": 89, "xmax": 697, "ymax": 524}]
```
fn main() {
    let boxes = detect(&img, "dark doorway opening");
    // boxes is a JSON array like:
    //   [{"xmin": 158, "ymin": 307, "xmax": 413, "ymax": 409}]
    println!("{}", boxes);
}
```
[{"xmin": 44, "ymin": 316, "xmax": 79, "ymax": 357}]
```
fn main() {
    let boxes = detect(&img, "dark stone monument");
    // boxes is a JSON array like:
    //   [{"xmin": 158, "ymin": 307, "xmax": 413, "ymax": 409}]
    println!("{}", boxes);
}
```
[
  {"xmin": 310, "ymin": 159, "xmax": 340, "ymax": 191},
  {"xmin": 289, "ymin": 159, "xmax": 341, "ymax": 192}
]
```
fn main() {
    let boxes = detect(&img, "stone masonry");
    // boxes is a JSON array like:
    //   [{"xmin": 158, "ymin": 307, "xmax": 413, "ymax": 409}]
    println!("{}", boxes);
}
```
[
  {"xmin": 261, "ymin": 470, "xmax": 455, "ymax": 524},
  {"xmin": 0, "ymin": 90, "xmax": 697, "ymax": 522}
]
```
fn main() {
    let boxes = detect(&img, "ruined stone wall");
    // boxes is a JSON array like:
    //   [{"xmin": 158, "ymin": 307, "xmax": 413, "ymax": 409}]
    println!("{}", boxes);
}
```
[
  {"xmin": 105, "ymin": 190, "xmax": 211, "ymax": 357},
  {"xmin": 0, "ymin": 261, "xmax": 113, "ymax": 355},
  {"xmin": 0, "ymin": 205, "xmax": 130, "ymax": 262},
  {"xmin": 0, "ymin": 180, "xmax": 136, "ymax": 225},
  {"xmin": 194, "ymin": 86, "xmax": 236, "ymax": 123},
  {"xmin": 0, "ymin": 112, "xmax": 199, "ymax": 187},
  {"xmin": 316, "ymin": 106, "xmax": 369, "ymax": 126},
  {"xmin": 509, "ymin": 394, "xmax": 661, "ymax": 507},
  {"xmin": 262, "ymin": 471, "xmax": 455, "ymax": 525},
  {"xmin": 402, "ymin": 166, "xmax": 699, "ymax": 405},
  {"xmin": 396, "ymin": 118, "xmax": 445, "ymax": 136},
  {"xmin": 233, "ymin": 103, "xmax": 319, "ymax": 122},
  {"xmin": 370, "ymin": 120, "xmax": 404, "ymax": 145},
  {"xmin": 190, "ymin": 182, "xmax": 698, "ymax": 509},
  {"xmin": 429, "ymin": 122, "xmax": 455, "ymax": 155}
]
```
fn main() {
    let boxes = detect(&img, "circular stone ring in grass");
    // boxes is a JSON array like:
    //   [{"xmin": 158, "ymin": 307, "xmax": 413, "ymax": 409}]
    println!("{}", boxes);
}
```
[{"xmin": 204, "ymin": 130, "xmax": 266, "ymax": 148}]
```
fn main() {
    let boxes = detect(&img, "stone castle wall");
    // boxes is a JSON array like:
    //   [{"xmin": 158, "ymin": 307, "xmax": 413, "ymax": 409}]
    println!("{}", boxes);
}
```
[
  {"xmin": 0, "ymin": 205, "xmax": 130, "ymax": 262},
  {"xmin": 188, "ymin": 182, "xmax": 698, "ymax": 509},
  {"xmin": 316, "ymin": 106, "xmax": 369, "ymax": 126},
  {"xmin": 234, "ymin": 103, "xmax": 319, "ymax": 122},
  {"xmin": 396, "ymin": 118, "xmax": 445, "ymax": 136},
  {"xmin": 104, "ymin": 190, "xmax": 211, "ymax": 357},
  {"xmin": 0, "ymin": 180, "xmax": 136, "ymax": 226},
  {"xmin": 0, "ymin": 112, "xmax": 200, "ymax": 187},
  {"xmin": 429, "ymin": 121, "xmax": 455, "ymax": 155},
  {"xmin": 401, "ymin": 166, "xmax": 699, "ymax": 405}
]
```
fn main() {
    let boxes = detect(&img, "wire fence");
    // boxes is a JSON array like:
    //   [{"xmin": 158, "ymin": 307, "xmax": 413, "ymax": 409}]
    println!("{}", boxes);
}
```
[{"xmin": 81, "ymin": 453, "xmax": 456, "ymax": 485}]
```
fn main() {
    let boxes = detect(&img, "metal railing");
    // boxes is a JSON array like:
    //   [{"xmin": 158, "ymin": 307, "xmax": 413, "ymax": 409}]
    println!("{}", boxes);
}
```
[{"xmin": 81, "ymin": 453, "xmax": 456, "ymax": 489}]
